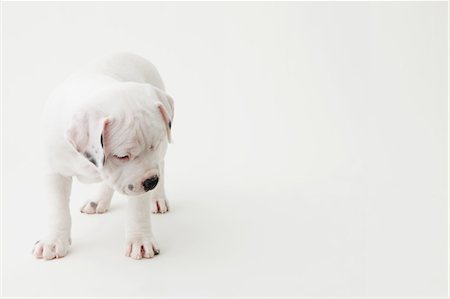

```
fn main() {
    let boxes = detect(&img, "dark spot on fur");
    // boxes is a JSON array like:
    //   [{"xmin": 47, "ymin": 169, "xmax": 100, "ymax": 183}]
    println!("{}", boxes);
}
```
[
  {"xmin": 100, "ymin": 134, "xmax": 103, "ymax": 148},
  {"xmin": 128, "ymin": 184, "xmax": 134, "ymax": 191},
  {"xmin": 88, "ymin": 157, "xmax": 97, "ymax": 166},
  {"xmin": 84, "ymin": 151, "xmax": 97, "ymax": 166},
  {"xmin": 169, "ymin": 121, "xmax": 172, "ymax": 129},
  {"xmin": 89, "ymin": 202, "xmax": 98, "ymax": 208}
]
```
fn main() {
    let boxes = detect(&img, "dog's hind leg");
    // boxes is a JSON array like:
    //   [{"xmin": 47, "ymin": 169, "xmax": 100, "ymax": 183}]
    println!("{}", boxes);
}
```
[
  {"xmin": 80, "ymin": 183, "xmax": 114, "ymax": 214},
  {"xmin": 151, "ymin": 160, "xmax": 170, "ymax": 214}
]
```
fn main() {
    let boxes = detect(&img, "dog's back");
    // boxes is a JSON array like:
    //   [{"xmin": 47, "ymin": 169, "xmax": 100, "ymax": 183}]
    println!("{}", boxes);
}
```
[
  {"xmin": 91, "ymin": 53, "xmax": 165, "ymax": 91},
  {"xmin": 45, "ymin": 53, "xmax": 165, "ymax": 127}
]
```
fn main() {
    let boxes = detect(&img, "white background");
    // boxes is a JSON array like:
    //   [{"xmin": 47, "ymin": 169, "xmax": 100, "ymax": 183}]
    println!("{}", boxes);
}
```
[{"xmin": 1, "ymin": 2, "xmax": 448, "ymax": 297}]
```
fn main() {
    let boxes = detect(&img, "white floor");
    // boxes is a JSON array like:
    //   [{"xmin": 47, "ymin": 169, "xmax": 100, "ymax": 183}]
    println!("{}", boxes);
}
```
[
  {"xmin": 2, "ymin": 2, "xmax": 448, "ymax": 297},
  {"xmin": 2, "ymin": 179, "xmax": 448, "ymax": 297}
]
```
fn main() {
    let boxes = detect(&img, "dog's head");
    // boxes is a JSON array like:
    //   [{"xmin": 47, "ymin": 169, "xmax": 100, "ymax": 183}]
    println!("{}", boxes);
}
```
[{"xmin": 65, "ymin": 83, "xmax": 174, "ymax": 195}]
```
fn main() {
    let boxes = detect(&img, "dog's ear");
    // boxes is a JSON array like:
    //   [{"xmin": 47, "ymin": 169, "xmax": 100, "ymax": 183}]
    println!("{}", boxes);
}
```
[
  {"xmin": 154, "ymin": 89, "xmax": 174, "ymax": 143},
  {"xmin": 65, "ymin": 110, "xmax": 110, "ymax": 168}
]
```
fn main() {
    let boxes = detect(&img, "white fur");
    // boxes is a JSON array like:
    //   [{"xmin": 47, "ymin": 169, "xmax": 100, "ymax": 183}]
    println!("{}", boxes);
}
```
[{"xmin": 32, "ymin": 53, "xmax": 174, "ymax": 260}]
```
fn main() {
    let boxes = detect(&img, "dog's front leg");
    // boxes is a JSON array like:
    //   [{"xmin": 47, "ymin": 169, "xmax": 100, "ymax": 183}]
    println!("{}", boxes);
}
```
[
  {"xmin": 125, "ymin": 194, "xmax": 160, "ymax": 259},
  {"xmin": 33, "ymin": 173, "xmax": 72, "ymax": 260}
]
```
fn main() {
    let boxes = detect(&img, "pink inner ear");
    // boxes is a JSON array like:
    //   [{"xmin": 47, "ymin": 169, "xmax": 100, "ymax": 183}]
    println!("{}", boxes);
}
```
[
  {"xmin": 158, "ymin": 104, "xmax": 172, "ymax": 142},
  {"xmin": 101, "ymin": 118, "xmax": 111, "ymax": 156}
]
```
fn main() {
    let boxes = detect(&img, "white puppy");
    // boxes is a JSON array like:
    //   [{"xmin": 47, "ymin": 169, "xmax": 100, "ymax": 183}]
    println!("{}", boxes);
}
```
[{"xmin": 32, "ymin": 53, "xmax": 174, "ymax": 260}]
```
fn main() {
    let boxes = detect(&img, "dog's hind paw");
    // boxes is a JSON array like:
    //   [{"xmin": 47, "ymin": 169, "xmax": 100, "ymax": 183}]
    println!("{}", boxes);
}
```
[
  {"xmin": 151, "ymin": 197, "xmax": 170, "ymax": 214},
  {"xmin": 80, "ymin": 200, "xmax": 110, "ymax": 214}
]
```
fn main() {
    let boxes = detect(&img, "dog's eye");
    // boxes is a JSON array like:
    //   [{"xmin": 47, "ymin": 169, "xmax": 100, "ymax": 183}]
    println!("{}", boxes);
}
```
[{"xmin": 114, "ymin": 154, "xmax": 129, "ymax": 161}]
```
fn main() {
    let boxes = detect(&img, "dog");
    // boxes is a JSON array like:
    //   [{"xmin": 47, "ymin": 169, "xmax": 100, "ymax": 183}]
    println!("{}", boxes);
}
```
[{"xmin": 32, "ymin": 53, "xmax": 174, "ymax": 260}]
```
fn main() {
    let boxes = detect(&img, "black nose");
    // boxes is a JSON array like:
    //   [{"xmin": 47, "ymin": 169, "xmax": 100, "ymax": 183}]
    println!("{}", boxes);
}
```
[{"xmin": 143, "ymin": 176, "xmax": 159, "ymax": 192}]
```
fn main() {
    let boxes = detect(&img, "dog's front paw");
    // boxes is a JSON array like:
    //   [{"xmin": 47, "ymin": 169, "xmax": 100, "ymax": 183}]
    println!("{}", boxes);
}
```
[
  {"xmin": 125, "ymin": 234, "xmax": 160, "ymax": 260},
  {"xmin": 32, "ymin": 235, "xmax": 71, "ymax": 260},
  {"xmin": 80, "ymin": 200, "xmax": 110, "ymax": 214},
  {"xmin": 151, "ymin": 197, "xmax": 170, "ymax": 214}
]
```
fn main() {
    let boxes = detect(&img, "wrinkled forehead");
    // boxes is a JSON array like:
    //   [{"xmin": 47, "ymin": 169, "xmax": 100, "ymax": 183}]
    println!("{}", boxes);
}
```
[
  {"xmin": 99, "ymin": 83, "xmax": 166, "ymax": 154},
  {"xmin": 107, "ymin": 115, "xmax": 162, "ymax": 154}
]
